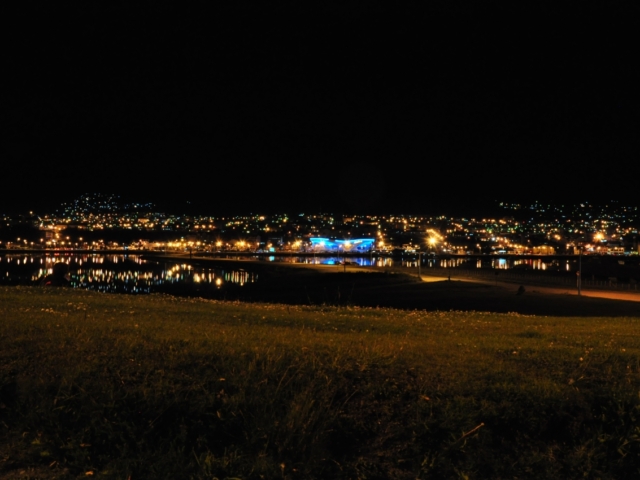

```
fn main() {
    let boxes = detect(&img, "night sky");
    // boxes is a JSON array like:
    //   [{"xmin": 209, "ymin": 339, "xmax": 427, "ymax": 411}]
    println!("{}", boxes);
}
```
[{"xmin": 4, "ymin": 3, "xmax": 639, "ymax": 216}]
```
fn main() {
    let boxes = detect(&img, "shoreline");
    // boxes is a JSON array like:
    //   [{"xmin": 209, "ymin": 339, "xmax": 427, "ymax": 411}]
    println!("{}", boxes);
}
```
[
  {"xmin": 150, "ymin": 253, "xmax": 640, "ymax": 317},
  {"xmin": 2, "ymin": 251, "xmax": 639, "ymax": 316},
  {"xmin": 157, "ymin": 252, "xmax": 640, "ymax": 303}
]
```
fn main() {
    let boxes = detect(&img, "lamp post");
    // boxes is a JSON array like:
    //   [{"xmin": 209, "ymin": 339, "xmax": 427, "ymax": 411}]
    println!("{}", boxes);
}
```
[
  {"xmin": 342, "ymin": 242, "xmax": 352, "ymax": 272},
  {"xmin": 577, "ymin": 247, "xmax": 582, "ymax": 296}
]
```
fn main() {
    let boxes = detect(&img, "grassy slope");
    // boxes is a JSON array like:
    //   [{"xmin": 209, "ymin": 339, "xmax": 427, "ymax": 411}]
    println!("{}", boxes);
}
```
[{"xmin": 1, "ymin": 286, "xmax": 640, "ymax": 479}]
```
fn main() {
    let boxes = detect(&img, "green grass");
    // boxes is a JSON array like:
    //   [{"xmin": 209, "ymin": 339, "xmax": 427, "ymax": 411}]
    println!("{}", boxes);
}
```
[{"xmin": 1, "ymin": 286, "xmax": 640, "ymax": 479}]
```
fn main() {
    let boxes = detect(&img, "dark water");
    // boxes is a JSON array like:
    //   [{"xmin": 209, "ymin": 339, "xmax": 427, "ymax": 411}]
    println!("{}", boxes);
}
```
[
  {"xmin": 1, "ymin": 253, "xmax": 637, "ymax": 295},
  {"xmin": 255, "ymin": 254, "xmax": 580, "ymax": 272},
  {"xmin": 0, "ymin": 254, "xmax": 256, "ymax": 294}
]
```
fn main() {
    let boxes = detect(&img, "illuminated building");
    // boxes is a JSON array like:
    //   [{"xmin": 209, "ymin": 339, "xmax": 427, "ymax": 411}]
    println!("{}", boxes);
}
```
[{"xmin": 309, "ymin": 238, "xmax": 375, "ymax": 253}]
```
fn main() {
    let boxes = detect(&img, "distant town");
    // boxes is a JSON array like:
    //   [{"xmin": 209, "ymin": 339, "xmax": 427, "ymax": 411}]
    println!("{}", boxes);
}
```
[{"xmin": 1, "ymin": 194, "xmax": 639, "ymax": 256}]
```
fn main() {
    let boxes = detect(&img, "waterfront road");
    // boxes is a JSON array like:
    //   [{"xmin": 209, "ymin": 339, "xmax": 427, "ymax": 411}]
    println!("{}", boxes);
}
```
[{"xmin": 413, "ymin": 271, "xmax": 640, "ymax": 303}]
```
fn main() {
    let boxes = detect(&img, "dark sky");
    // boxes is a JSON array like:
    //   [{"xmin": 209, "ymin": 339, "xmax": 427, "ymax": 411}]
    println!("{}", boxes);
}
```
[{"xmin": 4, "ymin": 3, "xmax": 639, "ymax": 216}]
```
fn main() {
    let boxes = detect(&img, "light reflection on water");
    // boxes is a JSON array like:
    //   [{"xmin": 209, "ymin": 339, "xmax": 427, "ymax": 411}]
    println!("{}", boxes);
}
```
[
  {"xmin": 259, "ymin": 256, "xmax": 385, "ymax": 266},
  {"xmin": 256, "ymin": 255, "xmax": 579, "ymax": 272},
  {"xmin": 0, "ymin": 253, "xmax": 585, "ymax": 295},
  {"xmin": 0, "ymin": 254, "xmax": 256, "ymax": 294}
]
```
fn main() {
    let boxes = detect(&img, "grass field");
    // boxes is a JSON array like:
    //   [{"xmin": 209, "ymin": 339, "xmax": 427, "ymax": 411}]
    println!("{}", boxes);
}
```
[{"xmin": 1, "ymin": 285, "xmax": 640, "ymax": 479}]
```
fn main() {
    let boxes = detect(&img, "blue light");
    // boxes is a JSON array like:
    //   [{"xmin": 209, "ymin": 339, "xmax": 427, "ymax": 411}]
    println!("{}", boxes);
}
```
[{"xmin": 309, "ymin": 238, "xmax": 374, "ymax": 252}]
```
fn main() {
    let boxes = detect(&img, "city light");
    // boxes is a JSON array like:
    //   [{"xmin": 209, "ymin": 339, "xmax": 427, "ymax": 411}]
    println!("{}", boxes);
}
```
[{"xmin": 1, "ymin": 195, "xmax": 639, "ymax": 256}]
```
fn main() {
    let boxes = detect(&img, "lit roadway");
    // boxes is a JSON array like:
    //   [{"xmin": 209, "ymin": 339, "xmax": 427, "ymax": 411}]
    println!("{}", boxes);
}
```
[{"xmin": 417, "ymin": 272, "xmax": 640, "ymax": 303}]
